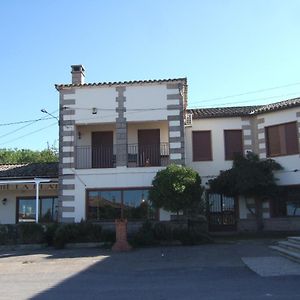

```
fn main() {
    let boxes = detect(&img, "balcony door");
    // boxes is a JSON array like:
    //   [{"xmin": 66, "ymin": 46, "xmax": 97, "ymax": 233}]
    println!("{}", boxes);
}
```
[
  {"xmin": 138, "ymin": 129, "xmax": 160, "ymax": 166},
  {"xmin": 92, "ymin": 131, "xmax": 113, "ymax": 168}
]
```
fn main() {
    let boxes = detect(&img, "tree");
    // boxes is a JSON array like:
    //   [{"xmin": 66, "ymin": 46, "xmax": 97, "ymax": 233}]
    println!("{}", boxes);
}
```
[
  {"xmin": 149, "ymin": 164, "xmax": 204, "ymax": 218},
  {"xmin": 0, "ymin": 146, "xmax": 58, "ymax": 164},
  {"xmin": 209, "ymin": 152, "xmax": 282, "ymax": 230}
]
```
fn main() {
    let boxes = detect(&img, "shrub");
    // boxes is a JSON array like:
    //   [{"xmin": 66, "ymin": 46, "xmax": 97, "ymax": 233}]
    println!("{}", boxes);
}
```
[
  {"xmin": 44, "ymin": 223, "xmax": 59, "ymax": 246},
  {"xmin": 131, "ymin": 221, "xmax": 156, "ymax": 247},
  {"xmin": 153, "ymin": 222, "xmax": 173, "ymax": 241},
  {"xmin": 52, "ymin": 222, "xmax": 103, "ymax": 249},
  {"xmin": 101, "ymin": 229, "xmax": 116, "ymax": 244},
  {"xmin": 0, "ymin": 225, "xmax": 18, "ymax": 245},
  {"xmin": 17, "ymin": 223, "xmax": 45, "ymax": 244}
]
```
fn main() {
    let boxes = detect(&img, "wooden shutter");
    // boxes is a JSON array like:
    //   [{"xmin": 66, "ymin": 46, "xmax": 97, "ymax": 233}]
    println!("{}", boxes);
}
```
[
  {"xmin": 285, "ymin": 122, "xmax": 299, "ymax": 155},
  {"xmin": 192, "ymin": 131, "xmax": 212, "ymax": 161},
  {"xmin": 224, "ymin": 130, "xmax": 243, "ymax": 160},
  {"xmin": 266, "ymin": 126, "xmax": 281, "ymax": 156}
]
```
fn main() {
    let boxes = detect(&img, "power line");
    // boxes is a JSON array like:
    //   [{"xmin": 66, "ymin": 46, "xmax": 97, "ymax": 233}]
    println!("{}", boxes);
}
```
[
  {"xmin": 190, "ymin": 91, "xmax": 300, "ymax": 109},
  {"xmin": 191, "ymin": 81, "xmax": 300, "ymax": 106},
  {"xmin": 0, "ymin": 117, "xmax": 53, "ymax": 127},
  {"xmin": 0, "ymin": 109, "xmax": 59, "ymax": 127},
  {"xmin": 0, "ymin": 122, "xmax": 57, "ymax": 146},
  {"xmin": 0, "ymin": 110, "xmax": 58, "ymax": 142}
]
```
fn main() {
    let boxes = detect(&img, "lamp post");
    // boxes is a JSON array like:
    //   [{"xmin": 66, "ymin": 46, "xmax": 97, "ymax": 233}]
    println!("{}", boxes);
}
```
[{"xmin": 41, "ymin": 109, "xmax": 60, "ymax": 125}]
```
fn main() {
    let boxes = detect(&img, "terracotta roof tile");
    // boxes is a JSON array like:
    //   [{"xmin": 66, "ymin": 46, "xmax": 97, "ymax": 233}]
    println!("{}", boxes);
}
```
[
  {"xmin": 0, "ymin": 162, "xmax": 58, "ymax": 179},
  {"xmin": 189, "ymin": 97, "xmax": 300, "ymax": 119},
  {"xmin": 55, "ymin": 77, "xmax": 187, "ymax": 90}
]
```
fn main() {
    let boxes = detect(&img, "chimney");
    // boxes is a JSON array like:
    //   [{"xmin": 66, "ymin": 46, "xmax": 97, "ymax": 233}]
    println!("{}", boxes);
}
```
[{"xmin": 71, "ymin": 65, "xmax": 85, "ymax": 84}]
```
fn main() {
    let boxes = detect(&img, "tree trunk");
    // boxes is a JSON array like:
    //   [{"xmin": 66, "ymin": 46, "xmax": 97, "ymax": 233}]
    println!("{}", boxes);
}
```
[{"xmin": 255, "ymin": 198, "xmax": 264, "ymax": 232}]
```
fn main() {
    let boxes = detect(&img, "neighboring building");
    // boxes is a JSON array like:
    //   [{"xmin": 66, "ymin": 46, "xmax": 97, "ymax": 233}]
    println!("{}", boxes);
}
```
[
  {"xmin": 55, "ymin": 65, "xmax": 186, "ymax": 224},
  {"xmin": 0, "ymin": 163, "xmax": 58, "ymax": 224},
  {"xmin": 1, "ymin": 65, "xmax": 299, "ymax": 233},
  {"xmin": 186, "ymin": 99, "xmax": 300, "ymax": 231}
]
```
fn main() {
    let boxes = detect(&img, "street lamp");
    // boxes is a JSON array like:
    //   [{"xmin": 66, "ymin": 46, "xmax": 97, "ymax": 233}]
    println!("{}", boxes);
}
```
[{"xmin": 41, "ymin": 109, "xmax": 60, "ymax": 125}]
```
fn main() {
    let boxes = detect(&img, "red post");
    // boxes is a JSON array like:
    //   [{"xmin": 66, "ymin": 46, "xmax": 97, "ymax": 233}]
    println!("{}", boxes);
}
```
[{"xmin": 112, "ymin": 219, "xmax": 132, "ymax": 252}]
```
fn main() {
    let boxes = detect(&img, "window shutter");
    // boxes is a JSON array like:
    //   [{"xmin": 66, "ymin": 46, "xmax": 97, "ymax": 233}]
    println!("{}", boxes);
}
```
[
  {"xmin": 266, "ymin": 126, "xmax": 281, "ymax": 156},
  {"xmin": 224, "ymin": 130, "xmax": 243, "ymax": 160},
  {"xmin": 285, "ymin": 122, "xmax": 299, "ymax": 155},
  {"xmin": 192, "ymin": 131, "xmax": 212, "ymax": 161}
]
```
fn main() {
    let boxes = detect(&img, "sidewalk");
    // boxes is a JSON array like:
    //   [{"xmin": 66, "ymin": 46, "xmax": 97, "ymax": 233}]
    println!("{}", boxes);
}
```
[{"xmin": 0, "ymin": 240, "xmax": 300, "ymax": 300}]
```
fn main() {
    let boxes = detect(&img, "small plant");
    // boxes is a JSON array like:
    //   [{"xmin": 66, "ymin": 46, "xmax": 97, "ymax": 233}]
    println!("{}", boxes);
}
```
[{"xmin": 17, "ymin": 223, "xmax": 45, "ymax": 244}]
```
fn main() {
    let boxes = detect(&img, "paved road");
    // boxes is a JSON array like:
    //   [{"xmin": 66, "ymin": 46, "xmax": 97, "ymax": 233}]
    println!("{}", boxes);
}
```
[{"xmin": 0, "ymin": 240, "xmax": 300, "ymax": 300}]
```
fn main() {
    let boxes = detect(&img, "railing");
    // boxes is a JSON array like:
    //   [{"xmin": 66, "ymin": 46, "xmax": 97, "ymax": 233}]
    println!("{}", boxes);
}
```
[
  {"xmin": 127, "ymin": 143, "xmax": 169, "ymax": 167},
  {"xmin": 75, "ymin": 143, "xmax": 169, "ymax": 169},
  {"xmin": 76, "ymin": 145, "xmax": 115, "ymax": 169}
]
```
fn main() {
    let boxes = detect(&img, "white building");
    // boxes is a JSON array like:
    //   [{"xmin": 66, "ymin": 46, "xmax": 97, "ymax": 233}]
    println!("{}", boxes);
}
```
[
  {"xmin": 186, "ymin": 101, "xmax": 300, "ymax": 231},
  {"xmin": 1, "ymin": 65, "xmax": 299, "ymax": 233},
  {"xmin": 56, "ymin": 65, "xmax": 186, "ymax": 224}
]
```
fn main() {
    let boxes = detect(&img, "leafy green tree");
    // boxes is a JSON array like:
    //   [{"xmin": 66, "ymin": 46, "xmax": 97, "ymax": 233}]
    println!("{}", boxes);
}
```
[
  {"xmin": 149, "ymin": 164, "xmax": 204, "ymax": 218},
  {"xmin": 0, "ymin": 146, "xmax": 58, "ymax": 164},
  {"xmin": 209, "ymin": 152, "xmax": 282, "ymax": 230}
]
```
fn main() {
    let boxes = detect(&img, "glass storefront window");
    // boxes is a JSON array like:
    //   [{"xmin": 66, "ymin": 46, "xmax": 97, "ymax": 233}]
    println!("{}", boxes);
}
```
[
  {"xmin": 18, "ymin": 197, "xmax": 58, "ymax": 223},
  {"xmin": 87, "ymin": 188, "xmax": 155, "ymax": 221},
  {"xmin": 87, "ymin": 190, "xmax": 122, "ymax": 221}
]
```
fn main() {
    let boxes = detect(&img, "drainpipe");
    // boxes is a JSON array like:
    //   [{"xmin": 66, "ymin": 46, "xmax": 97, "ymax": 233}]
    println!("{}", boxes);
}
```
[{"xmin": 35, "ymin": 181, "xmax": 40, "ymax": 223}]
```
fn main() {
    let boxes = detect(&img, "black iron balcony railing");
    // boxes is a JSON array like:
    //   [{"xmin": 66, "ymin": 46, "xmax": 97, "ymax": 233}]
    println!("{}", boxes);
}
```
[
  {"xmin": 75, "ymin": 143, "xmax": 169, "ymax": 169},
  {"xmin": 127, "ymin": 143, "xmax": 169, "ymax": 167}
]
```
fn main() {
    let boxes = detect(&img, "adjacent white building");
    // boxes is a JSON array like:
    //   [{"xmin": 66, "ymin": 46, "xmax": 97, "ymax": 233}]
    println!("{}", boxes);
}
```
[
  {"xmin": 56, "ymin": 65, "xmax": 186, "ymax": 224},
  {"xmin": 1, "ymin": 65, "xmax": 299, "ymax": 233}
]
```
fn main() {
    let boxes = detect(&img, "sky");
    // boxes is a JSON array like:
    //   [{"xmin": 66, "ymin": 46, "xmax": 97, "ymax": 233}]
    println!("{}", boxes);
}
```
[{"xmin": 1, "ymin": 0, "xmax": 300, "ymax": 150}]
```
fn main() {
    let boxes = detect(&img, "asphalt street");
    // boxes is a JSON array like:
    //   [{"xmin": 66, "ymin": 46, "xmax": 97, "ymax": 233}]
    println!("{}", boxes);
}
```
[{"xmin": 0, "ymin": 240, "xmax": 300, "ymax": 300}]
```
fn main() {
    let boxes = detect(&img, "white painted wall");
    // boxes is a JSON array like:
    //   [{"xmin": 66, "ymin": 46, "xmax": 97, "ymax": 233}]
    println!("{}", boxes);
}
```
[
  {"xmin": 185, "ymin": 117, "xmax": 243, "ymax": 185},
  {"xmin": 76, "ymin": 124, "xmax": 116, "ymax": 146},
  {"xmin": 260, "ymin": 108, "xmax": 300, "ymax": 186},
  {"xmin": 73, "ymin": 87, "xmax": 118, "ymax": 124},
  {"xmin": 0, "ymin": 187, "xmax": 58, "ymax": 224},
  {"xmin": 125, "ymin": 85, "xmax": 169, "ymax": 121},
  {"xmin": 68, "ymin": 167, "xmax": 166, "ymax": 222},
  {"xmin": 127, "ymin": 121, "xmax": 169, "ymax": 144},
  {"xmin": 71, "ymin": 83, "xmax": 174, "ymax": 125},
  {"xmin": 76, "ymin": 121, "xmax": 169, "ymax": 147}
]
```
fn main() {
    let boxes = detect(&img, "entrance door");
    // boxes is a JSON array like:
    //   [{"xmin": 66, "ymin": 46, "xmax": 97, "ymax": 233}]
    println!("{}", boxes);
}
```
[
  {"xmin": 92, "ymin": 131, "xmax": 113, "ymax": 168},
  {"xmin": 138, "ymin": 129, "xmax": 160, "ymax": 167},
  {"xmin": 207, "ymin": 193, "xmax": 237, "ymax": 231}
]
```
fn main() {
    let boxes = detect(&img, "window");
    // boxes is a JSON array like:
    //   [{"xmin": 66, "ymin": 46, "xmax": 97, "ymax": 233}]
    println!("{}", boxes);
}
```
[
  {"xmin": 271, "ymin": 186, "xmax": 300, "ymax": 217},
  {"xmin": 192, "ymin": 131, "xmax": 212, "ymax": 161},
  {"xmin": 86, "ymin": 188, "xmax": 155, "ymax": 221},
  {"xmin": 266, "ymin": 122, "xmax": 299, "ymax": 157},
  {"xmin": 17, "ymin": 197, "xmax": 58, "ymax": 223},
  {"xmin": 224, "ymin": 130, "xmax": 243, "ymax": 160}
]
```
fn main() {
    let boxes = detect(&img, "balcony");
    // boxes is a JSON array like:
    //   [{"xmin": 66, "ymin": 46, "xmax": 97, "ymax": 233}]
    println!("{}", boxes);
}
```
[{"xmin": 75, "ymin": 143, "xmax": 170, "ymax": 169}]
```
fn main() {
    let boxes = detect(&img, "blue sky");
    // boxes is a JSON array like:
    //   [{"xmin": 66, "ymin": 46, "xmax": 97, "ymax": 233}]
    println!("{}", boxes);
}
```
[{"xmin": 1, "ymin": 0, "xmax": 300, "ymax": 150}]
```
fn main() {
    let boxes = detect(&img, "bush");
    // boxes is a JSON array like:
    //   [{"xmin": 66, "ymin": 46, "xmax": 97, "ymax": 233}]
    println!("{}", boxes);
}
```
[
  {"xmin": 0, "ymin": 225, "xmax": 18, "ymax": 245},
  {"xmin": 130, "ymin": 221, "xmax": 156, "ymax": 247},
  {"xmin": 45, "ymin": 223, "xmax": 59, "ymax": 246},
  {"xmin": 0, "ymin": 223, "xmax": 45, "ymax": 245},
  {"xmin": 131, "ymin": 219, "xmax": 211, "ymax": 247},
  {"xmin": 153, "ymin": 222, "xmax": 173, "ymax": 241},
  {"xmin": 52, "ymin": 222, "xmax": 103, "ymax": 249},
  {"xmin": 17, "ymin": 223, "xmax": 45, "ymax": 244},
  {"xmin": 101, "ymin": 229, "xmax": 116, "ymax": 244}
]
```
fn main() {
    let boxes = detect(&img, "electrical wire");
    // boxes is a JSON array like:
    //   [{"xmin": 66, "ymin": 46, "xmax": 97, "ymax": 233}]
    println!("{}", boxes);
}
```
[
  {"xmin": 0, "ymin": 111, "xmax": 59, "ymax": 140},
  {"xmin": 190, "ymin": 81, "xmax": 300, "ymax": 105},
  {"xmin": 0, "ymin": 117, "xmax": 53, "ymax": 127},
  {"xmin": 190, "ymin": 91, "xmax": 300, "ymax": 108},
  {"xmin": 0, "ymin": 122, "xmax": 57, "ymax": 146}
]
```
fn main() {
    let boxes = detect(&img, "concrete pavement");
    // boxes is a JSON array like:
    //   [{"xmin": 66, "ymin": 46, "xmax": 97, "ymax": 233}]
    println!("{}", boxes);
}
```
[{"xmin": 0, "ymin": 240, "xmax": 300, "ymax": 300}]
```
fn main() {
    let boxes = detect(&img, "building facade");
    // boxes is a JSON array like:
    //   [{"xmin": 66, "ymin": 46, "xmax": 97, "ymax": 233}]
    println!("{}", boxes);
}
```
[
  {"xmin": 56, "ymin": 65, "xmax": 187, "ymax": 224},
  {"xmin": 1, "ymin": 66, "xmax": 299, "ymax": 233},
  {"xmin": 0, "ymin": 163, "xmax": 58, "ymax": 224},
  {"xmin": 186, "ymin": 101, "xmax": 300, "ymax": 231}
]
